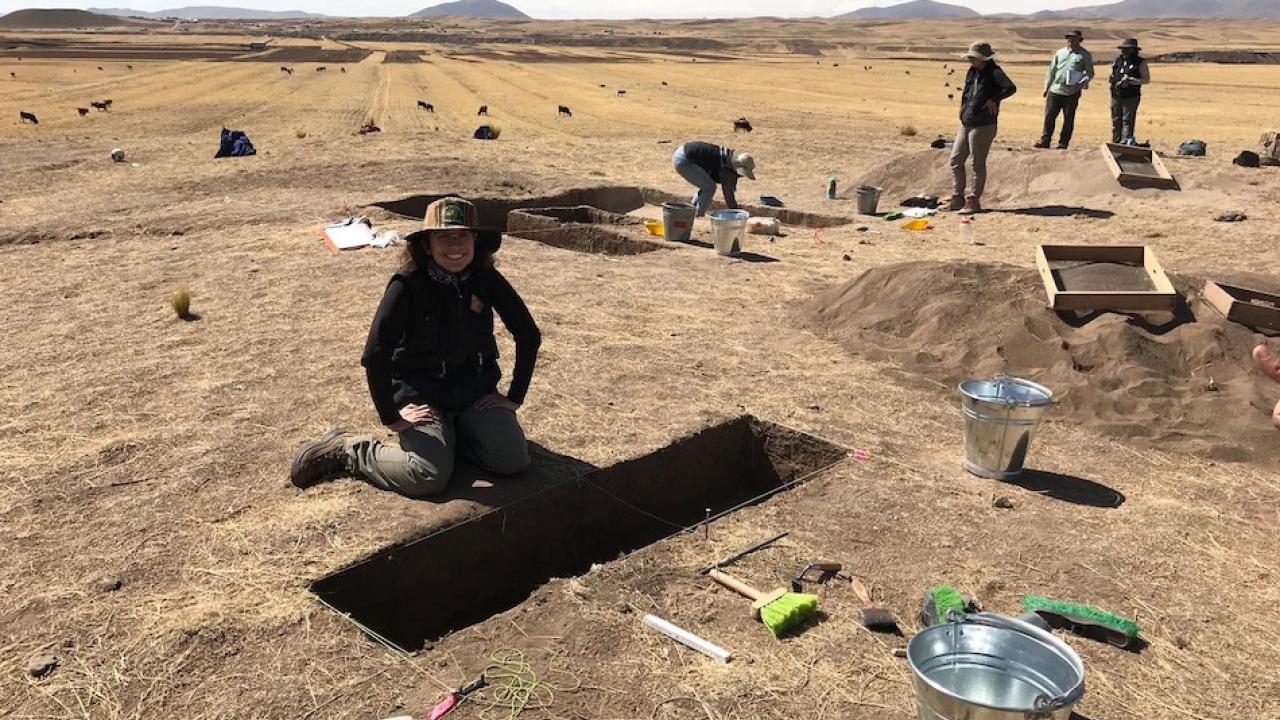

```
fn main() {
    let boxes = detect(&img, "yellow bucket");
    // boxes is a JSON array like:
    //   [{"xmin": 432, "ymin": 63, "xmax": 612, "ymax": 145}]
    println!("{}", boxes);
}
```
[{"xmin": 644, "ymin": 218, "xmax": 665, "ymax": 237}]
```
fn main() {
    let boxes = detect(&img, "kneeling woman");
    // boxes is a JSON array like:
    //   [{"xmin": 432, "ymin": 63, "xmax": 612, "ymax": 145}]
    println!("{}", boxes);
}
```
[{"xmin": 291, "ymin": 197, "xmax": 541, "ymax": 497}]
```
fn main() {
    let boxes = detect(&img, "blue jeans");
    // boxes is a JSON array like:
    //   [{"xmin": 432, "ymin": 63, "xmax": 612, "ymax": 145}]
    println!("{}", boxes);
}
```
[{"xmin": 672, "ymin": 146, "xmax": 717, "ymax": 217}]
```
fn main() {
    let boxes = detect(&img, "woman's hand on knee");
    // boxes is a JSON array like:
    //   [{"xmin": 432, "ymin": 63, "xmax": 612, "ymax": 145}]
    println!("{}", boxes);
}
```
[
  {"xmin": 473, "ymin": 393, "xmax": 519, "ymax": 413},
  {"xmin": 398, "ymin": 403, "xmax": 441, "ymax": 427}
]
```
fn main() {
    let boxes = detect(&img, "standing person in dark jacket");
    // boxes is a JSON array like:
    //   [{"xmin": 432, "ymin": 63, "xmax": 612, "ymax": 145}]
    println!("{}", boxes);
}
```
[
  {"xmin": 671, "ymin": 141, "xmax": 756, "ymax": 217},
  {"xmin": 1109, "ymin": 38, "xmax": 1150, "ymax": 145},
  {"xmin": 290, "ymin": 197, "xmax": 542, "ymax": 498},
  {"xmin": 949, "ymin": 42, "xmax": 1017, "ymax": 215}
]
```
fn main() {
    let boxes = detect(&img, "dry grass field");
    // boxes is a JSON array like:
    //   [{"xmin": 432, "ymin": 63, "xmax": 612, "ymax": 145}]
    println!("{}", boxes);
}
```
[{"xmin": 2, "ymin": 16, "xmax": 1280, "ymax": 720}]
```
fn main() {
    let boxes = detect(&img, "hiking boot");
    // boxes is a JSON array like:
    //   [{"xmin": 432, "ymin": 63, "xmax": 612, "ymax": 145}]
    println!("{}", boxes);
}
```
[
  {"xmin": 290, "ymin": 428, "xmax": 350, "ymax": 488},
  {"xmin": 957, "ymin": 197, "xmax": 981, "ymax": 215},
  {"xmin": 1056, "ymin": 144, "xmax": 1069, "ymax": 150},
  {"xmin": 947, "ymin": 196, "xmax": 966, "ymax": 211},
  {"xmin": 1034, "ymin": 141, "xmax": 1050, "ymax": 149}
]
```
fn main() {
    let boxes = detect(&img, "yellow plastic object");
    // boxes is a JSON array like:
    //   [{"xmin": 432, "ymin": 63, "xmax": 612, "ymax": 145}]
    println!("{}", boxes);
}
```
[
  {"xmin": 644, "ymin": 218, "xmax": 665, "ymax": 237},
  {"xmin": 901, "ymin": 219, "xmax": 931, "ymax": 231}
]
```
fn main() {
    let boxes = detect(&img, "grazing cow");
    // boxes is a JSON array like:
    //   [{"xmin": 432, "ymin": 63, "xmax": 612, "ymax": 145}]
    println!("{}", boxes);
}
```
[
  {"xmin": 316, "ymin": 66, "xmax": 327, "ymax": 72},
  {"xmin": 945, "ymin": 82, "xmax": 950, "ymax": 87},
  {"xmin": 733, "ymin": 117, "xmax": 752, "ymax": 133},
  {"xmin": 833, "ymin": 63, "xmax": 839, "ymax": 67},
  {"xmin": 340, "ymin": 67, "xmax": 346, "ymax": 73},
  {"xmin": 599, "ymin": 84, "xmax": 606, "ymax": 88},
  {"xmin": 558, "ymin": 105, "xmax": 572, "ymax": 118},
  {"xmin": 477, "ymin": 105, "xmax": 488, "ymax": 116},
  {"xmin": 20, "ymin": 111, "xmax": 38, "ymax": 124},
  {"xmin": 91, "ymin": 101, "xmax": 109, "ymax": 111},
  {"xmin": 905, "ymin": 70, "xmax": 911, "ymax": 75},
  {"xmin": 357, "ymin": 123, "xmax": 381, "ymax": 135},
  {"xmin": 418, "ymin": 100, "xmax": 434, "ymax": 112},
  {"xmin": 127, "ymin": 65, "xmax": 133, "ymax": 70},
  {"xmin": 616, "ymin": 89, "xmax": 626, "ymax": 96},
  {"xmin": 280, "ymin": 66, "xmax": 289, "ymax": 73},
  {"xmin": 97, "ymin": 66, "xmax": 103, "ymax": 71},
  {"xmin": 661, "ymin": 81, "xmax": 668, "ymax": 85},
  {"xmin": 947, "ymin": 94, "xmax": 954, "ymax": 101},
  {"xmin": 77, "ymin": 107, "xmax": 89, "ymax": 117}
]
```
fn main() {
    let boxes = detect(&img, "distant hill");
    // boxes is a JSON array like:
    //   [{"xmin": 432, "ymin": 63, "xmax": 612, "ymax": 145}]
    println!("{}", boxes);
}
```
[
  {"xmin": 1033, "ymin": 0, "xmax": 1280, "ymax": 19},
  {"xmin": 410, "ymin": 0, "xmax": 530, "ymax": 19},
  {"xmin": 839, "ymin": 0, "xmax": 980, "ymax": 19},
  {"xmin": 90, "ymin": 6, "xmax": 327, "ymax": 20},
  {"xmin": 0, "ymin": 8, "xmax": 139, "ymax": 28}
]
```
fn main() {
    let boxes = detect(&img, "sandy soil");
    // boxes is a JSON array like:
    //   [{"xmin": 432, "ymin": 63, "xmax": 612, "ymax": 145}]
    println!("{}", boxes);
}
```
[{"xmin": 2, "ymin": 18, "xmax": 1280, "ymax": 720}]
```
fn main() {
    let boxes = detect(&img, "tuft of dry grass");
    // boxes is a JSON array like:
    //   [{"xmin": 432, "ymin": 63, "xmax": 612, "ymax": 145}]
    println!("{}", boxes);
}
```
[
  {"xmin": 171, "ymin": 285, "xmax": 190, "ymax": 320},
  {"xmin": 295, "ymin": 128, "xmax": 307, "ymax": 139},
  {"xmin": 899, "ymin": 124, "xmax": 918, "ymax": 137}
]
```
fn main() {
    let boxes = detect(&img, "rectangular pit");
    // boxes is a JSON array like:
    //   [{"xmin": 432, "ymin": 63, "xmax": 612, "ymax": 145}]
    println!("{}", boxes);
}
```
[
  {"xmin": 506, "ymin": 206, "xmax": 665, "ymax": 255},
  {"xmin": 310, "ymin": 416, "xmax": 849, "ymax": 652}
]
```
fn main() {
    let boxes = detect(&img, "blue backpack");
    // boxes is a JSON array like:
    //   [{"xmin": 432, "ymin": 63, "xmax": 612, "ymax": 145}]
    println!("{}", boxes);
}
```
[{"xmin": 215, "ymin": 128, "xmax": 256, "ymax": 158}]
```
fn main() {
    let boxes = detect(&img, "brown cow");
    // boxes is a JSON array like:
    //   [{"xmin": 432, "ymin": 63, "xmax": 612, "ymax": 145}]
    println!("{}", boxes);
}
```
[
  {"xmin": 77, "ymin": 107, "xmax": 90, "ymax": 117},
  {"xmin": 20, "ymin": 111, "xmax": 38, "ymax": 124}
]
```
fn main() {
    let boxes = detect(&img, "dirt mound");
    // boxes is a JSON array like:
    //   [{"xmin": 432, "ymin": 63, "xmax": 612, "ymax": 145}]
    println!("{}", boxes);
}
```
[
  {"xmin": 805, "ymin": 261, "xmax": 1280, "ymax": 462},
  {"xmin": 0, "ymin": 9, "xmax": 137, "ymax": 28},
  {"xmin": 854, "ymin": 147, "xmax": 1127, "ymax": 207}
]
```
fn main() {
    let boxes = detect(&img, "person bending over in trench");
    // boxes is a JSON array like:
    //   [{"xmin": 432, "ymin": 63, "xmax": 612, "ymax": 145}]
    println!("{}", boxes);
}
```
[
  {"xmin": 671, "ymin": 140, "xmax": 756, "ymax": 217},
  {"xmin": 290, "ymin": 196, "xmax": 541, "ymax": 497},
  {"xmin": 1253, "ymin": 344, "xmax": 1280, "ymax": 429}
]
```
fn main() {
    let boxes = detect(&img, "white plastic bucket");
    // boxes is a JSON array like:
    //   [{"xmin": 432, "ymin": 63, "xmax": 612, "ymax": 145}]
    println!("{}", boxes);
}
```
[{"xmin": 709, "ymin": 209, "xmax": 749, "ymax": 256}]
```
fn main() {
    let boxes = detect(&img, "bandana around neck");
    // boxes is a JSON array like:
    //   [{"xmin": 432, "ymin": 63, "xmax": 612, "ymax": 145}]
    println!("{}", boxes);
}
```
[{"xmin": 425, "ymin": 261, "xmax": 472, "ymax": 286}]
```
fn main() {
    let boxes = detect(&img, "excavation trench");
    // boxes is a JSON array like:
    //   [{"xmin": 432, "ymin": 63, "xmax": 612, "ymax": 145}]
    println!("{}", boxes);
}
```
[
  {"xmin": 310, "ymin": 416, "xmax": 849, "ymax": 652},
  {"xmin": 506, "ymin": 206, "xmax": 665, "ymax": 255}
]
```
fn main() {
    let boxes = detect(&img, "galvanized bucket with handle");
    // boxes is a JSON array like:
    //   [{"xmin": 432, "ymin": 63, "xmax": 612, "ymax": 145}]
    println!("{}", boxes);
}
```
[
  {"xmin": 908, "ymin": 612, "xmax": 1085, "ymax": 720},
  {"xmin": 958, "ymin": 376, "xmax": 1053, "ymax": 480}
]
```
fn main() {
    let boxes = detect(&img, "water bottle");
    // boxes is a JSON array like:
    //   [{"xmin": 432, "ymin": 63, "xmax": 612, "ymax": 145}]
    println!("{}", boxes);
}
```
[
  {"xmin": 826, "ymin": 176, "xmax": 838, "ymax": 200},
  {"xmin": 959, "ymin": 217, "xmax": 975, "ymax": 244}
]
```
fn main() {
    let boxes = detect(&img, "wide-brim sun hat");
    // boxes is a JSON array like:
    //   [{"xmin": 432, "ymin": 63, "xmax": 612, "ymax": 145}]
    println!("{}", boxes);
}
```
[
  {"xmin": 406, "ymin": 196, "xmax": 502, "ymax": 252},
  {"xmin": 962, "ymin": 41, "xmax": 996, "ymax": 61},
  {"xmin": 732, "ymin": 152, "xmax": 756, "ymax": 180},
  {"xmin": 1118, "ymin": 38, "xmax": 1141, "ymax": 50}
]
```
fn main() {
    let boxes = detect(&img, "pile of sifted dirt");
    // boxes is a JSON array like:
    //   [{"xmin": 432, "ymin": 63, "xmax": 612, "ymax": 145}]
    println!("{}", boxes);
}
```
[{"xmin": 805, "ymin": 261, "xmax": 1280, "ymax": 462}]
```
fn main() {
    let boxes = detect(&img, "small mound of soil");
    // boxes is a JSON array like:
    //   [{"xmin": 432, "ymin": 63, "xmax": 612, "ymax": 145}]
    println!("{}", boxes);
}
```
[{"xmin": 804, "ymin": 261, "xmax": 1280, "ymax": 462}]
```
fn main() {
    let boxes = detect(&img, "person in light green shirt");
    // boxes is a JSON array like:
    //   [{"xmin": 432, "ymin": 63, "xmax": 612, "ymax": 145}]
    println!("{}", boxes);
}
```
[{"xmin": 1036, "ymin": 30, "xmax": 1095, "ymax": 150}]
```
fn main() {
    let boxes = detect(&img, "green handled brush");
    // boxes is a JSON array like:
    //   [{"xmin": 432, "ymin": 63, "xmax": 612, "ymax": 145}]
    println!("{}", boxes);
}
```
[
  {"xmin": 1022, "ymin": 595, "xmax": 1141, "ymax": 648},
  {"xmin": 709, "ymin": 569, "xmax": 818, "ymax": 637}
]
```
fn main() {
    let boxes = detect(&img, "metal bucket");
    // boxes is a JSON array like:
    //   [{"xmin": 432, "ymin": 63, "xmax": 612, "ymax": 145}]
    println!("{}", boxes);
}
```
[
  {"xmin": 709, "ymin": 209, "xmax": 749, "ymax": 256},
  {"xmin": 855, "ymin": 185, "xmax": 882, "ymax": 215},
  {"xmin": 959, "ymin": 376, "xmax": 1052, "ymax": 480},
  {"xmin": 908, "ymin": 613, "xmax": 1085, "ymax": 720},
  {"xmin": 662, "ymin": 202, "xmax": 696, "ymax": 244}
]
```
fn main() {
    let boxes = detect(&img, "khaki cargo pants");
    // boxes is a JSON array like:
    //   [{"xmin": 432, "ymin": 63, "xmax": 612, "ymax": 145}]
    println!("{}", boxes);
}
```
[{"xmin": 345, "ymin": 405, "xmax": 531, "ymax": 498}]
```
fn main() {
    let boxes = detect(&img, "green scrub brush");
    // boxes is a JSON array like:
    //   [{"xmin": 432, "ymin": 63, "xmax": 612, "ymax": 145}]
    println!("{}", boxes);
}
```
[
  {"xmin": 710, "ymin": 569, "xmax": 819, "ymax": 637},
  {"xmin": 1022, "ymin": 595, "xmax": 1141, "ymax": 648},
  {"xmin": 920, "ymin": 585, "xmax": 969, "ymax": 626}
]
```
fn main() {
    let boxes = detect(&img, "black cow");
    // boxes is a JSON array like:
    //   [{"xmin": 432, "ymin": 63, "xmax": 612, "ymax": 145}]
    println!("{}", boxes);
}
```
[
  {"xmin": 127, "ymin": 65, "xmax": 133, "ymax": 70},
  {"xmin": 316, "ymin": 66, "xmax": 327, "ymax": 72},
  {"xmin": 733, "ymin": 117, "xmax": 752, "ymax": 133},
  {"xmin": 558, "ymin": 105, "xmax": 572, "ymax": 117},
  {"xmin": 477, "ymin": 105, "xmax": 488, "ymax": 116},
  {"xmin": 77, "ymin": 107, "xmax": 89, "ymax": 117},
  {"xmin": 616, "ymin": 89, "xmax": 626, "ymax": 96},
  {"xmin": 97, "ymin": 66, "xmax": 103, "ymax": 71},
  {"xmin": 340, "ymin": 67, "xmax": 346, "ymax": 73},
  {"xmin": 661, "ymin": 81, "xmax": 668, "ymax": 86},
  {"xmin": 20, "ymin": 111, "xmax": 37, "ymax": 124},
  {"xmin": 418, "ymin": 100, "xmax": 434, "ymax": 112}
]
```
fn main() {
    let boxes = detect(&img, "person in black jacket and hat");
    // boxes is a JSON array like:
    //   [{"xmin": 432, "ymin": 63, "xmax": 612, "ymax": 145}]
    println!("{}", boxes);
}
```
[
  {"xmin": 289, "ymin": 196, "xmax": 542, "ymax": 498},
  {"xmin": 671, "ymin": 141, "xmax": 757, "ymax": 217},
  {"xmin": 949, "ymin": 41, "xmax": 1017, "ymax": 215},
  {"xmin": 1109, "ymin": 38, "xmax": 1150, "ymax": 145}
]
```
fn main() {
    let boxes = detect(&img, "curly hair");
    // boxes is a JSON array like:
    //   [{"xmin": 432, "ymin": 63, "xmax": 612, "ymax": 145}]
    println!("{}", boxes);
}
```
[{"xmin": 401, "ymin": 230, "xmax": 495, "ymax": 273}]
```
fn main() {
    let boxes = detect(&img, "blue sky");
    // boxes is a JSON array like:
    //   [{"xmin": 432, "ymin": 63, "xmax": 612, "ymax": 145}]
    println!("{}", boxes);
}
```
[{"xmin": 1, "ymin": 0, "xmax": 1115, "ymax": 18}]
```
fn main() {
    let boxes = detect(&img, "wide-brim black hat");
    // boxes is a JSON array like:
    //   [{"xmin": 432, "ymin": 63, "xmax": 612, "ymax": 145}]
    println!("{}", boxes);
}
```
[{"xmin": 1117, "ymin": 38, "xmax": 1141, "ymax": 50}]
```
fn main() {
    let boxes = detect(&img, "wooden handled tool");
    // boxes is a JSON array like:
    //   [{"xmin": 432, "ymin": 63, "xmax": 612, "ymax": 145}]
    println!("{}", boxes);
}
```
[
  {"xmin": 709, "ymin": 569, "xmax": 820, "ymax": 637},
  {"xmin": 850, "ymin": 577, "xmax": 902, "ymax": 635},
  {"xmin": 709, "ymin": 569, "xmax": 787, "ymax": 619}
]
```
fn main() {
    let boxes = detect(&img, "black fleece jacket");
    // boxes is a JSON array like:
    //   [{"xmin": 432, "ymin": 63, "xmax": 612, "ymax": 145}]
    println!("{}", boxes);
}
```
[{"xmin": 360, "ymin": 267, "xmax": 540, "ymax": 425}]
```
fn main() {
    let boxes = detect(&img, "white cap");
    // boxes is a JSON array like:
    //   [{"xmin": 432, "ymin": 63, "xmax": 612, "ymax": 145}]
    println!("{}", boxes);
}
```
[{"xmin": 732, "ymin": 152, "xmax": 756, "ymax": 180}]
